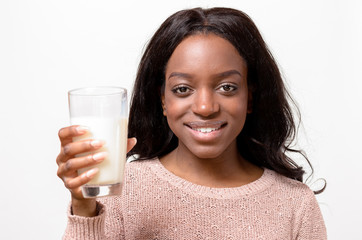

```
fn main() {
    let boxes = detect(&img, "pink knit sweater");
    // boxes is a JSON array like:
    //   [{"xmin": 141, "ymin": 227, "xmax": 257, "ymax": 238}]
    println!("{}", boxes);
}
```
[{"xmin": 64, "ymin": 158, "xmax": 326, "ymax": 239}]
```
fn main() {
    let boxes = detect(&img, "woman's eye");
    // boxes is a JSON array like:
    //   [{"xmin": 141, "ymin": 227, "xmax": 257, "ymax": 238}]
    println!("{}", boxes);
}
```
[
  {"xmin": 219, "ymin": 84, "xmax": 237, "ymax": 92},
  {"xmin": 172, "ymin": 86, "xmax": 191, "ymax": 95}
]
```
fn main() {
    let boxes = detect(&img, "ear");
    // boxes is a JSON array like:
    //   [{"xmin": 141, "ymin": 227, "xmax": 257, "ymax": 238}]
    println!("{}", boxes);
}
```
[
  {"xmin": 247, "ymin": 90, "xmax": 253, "ymax": 114},
  {"xmin": 161, "ymin": 95, "xmax": 167, "ymax": 116}
]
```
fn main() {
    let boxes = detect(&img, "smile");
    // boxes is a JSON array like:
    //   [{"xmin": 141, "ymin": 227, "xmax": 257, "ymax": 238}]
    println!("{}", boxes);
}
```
[
  {"xmin": 185, "ymin": 120, "xmax": 227, "ymax": 133},
  {"xmin": 193, "ymin": 127, "xmax": 221, "ymax": 133}
]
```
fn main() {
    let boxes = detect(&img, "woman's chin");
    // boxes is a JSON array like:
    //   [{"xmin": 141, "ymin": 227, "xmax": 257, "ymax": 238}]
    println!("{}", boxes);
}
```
[{"xmin": 187, "ymin": 148, "xmax": 225, "ymax": 160}]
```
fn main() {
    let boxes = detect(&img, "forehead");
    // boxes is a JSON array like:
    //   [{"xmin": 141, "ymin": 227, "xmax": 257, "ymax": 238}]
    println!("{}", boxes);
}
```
[{"xmin": 165, "ymin": 33, "xmax": 247, "ymax": 75}]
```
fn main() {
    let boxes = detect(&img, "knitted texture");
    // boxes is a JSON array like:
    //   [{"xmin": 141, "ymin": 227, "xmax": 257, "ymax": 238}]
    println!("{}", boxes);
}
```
[{"xmin": 64, "ymin": 158, "xmax": 326, "ymax": 239}]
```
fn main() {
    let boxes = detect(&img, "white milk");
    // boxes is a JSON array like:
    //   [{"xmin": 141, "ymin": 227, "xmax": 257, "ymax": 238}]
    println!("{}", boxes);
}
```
[{"xmin": 71, "ymin": 117, "xmax": 128, "ymax": 185}]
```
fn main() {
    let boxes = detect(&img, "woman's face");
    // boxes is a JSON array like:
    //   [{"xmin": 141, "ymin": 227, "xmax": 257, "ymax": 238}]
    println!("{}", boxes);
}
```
[{"xmin": 162, "ymin": 33, "xmax": 250, "ymax": 159}]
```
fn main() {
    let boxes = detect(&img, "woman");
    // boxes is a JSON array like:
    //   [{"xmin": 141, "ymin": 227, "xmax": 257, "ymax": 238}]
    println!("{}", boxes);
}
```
[{"xmin": 57, "ymin": 7, "xmax": 326, "ymax": 239}]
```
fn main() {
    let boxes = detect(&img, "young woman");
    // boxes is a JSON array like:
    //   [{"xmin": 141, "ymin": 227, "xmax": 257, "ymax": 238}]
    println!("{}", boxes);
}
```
[{"xmin": 57, "ymin": 7, "xmax": 326, "ymax": 239}]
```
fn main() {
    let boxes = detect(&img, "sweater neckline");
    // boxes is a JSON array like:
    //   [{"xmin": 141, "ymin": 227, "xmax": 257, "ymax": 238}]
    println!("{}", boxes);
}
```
[{"xmin": 148, "ymin": 158, "xmax": 276, "ymax": 199}]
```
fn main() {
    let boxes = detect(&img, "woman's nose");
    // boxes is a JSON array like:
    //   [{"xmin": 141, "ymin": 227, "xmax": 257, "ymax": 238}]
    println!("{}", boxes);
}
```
[{"xmin": 191, "ymin": 89, "xmax": 220, "ymax": 117}]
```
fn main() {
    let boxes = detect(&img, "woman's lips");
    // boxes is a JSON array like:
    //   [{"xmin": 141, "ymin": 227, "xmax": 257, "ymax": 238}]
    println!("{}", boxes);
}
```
[{"xmin": 184, "ymin": 121, "xmax": 227, "ymax": 137}]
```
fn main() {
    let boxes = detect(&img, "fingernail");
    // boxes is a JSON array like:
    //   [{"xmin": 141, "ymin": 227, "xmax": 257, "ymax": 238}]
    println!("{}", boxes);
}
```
[
  {"xmin": 76, "ymin": 126, "xmax": 89, "ymax": 134},
  {"xmin": 92, "ymin": 152, "xmax": 107, "ymax": 162},
  {"xmin": 86, "ymin": 168, "xmax": 98, "ymax": 178},
  {"xmin": 90, "ymin": 140, "xmax": 103, "ymax": 148}
]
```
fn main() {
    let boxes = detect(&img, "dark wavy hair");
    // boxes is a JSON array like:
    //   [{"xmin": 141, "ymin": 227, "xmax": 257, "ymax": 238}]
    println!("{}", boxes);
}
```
[{"xmin": 128, "ymin": 7, "xmax": 322, "ymax": 191}]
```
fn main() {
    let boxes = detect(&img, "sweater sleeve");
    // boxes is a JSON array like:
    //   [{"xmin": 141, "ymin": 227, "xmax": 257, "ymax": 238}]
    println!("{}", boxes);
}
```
[
  {"xmin": 63, "ymin": 199, "xmax": 125, "ymax": 240},
  {"xmin": 295, "ymin": 189, "xmax": 327, "ymax": 240}
]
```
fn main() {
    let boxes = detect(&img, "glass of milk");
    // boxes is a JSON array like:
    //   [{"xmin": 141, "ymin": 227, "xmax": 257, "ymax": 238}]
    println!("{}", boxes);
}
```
[{"xmin": 68, "ymin": 87, "xmax": 128, "ymax": 198}]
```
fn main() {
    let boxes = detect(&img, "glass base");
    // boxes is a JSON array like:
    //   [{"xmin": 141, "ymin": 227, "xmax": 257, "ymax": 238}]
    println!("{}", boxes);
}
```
[{"xmin": 81, "ymin": 183, "xmax": 122, "ymax": 198}]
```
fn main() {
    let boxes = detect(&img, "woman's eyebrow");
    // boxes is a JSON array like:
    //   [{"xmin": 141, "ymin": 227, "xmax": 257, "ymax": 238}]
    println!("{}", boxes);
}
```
[
  {"xmin": 215, "ymin": 70, "xmax": 243, "ymax": 78},
  {"xmin": 168, "ymin": 72, "xmax": 193, "ymax": 80},
  {"xmin": 168, "ymin": 70, "xmax": 243, "ymax": 81}
]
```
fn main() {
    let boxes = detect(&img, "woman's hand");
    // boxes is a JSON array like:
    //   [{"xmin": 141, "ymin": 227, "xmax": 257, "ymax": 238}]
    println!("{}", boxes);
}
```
[{"xmin": 56, "ymin": 125, "xmax": 137, "ymax": 216}]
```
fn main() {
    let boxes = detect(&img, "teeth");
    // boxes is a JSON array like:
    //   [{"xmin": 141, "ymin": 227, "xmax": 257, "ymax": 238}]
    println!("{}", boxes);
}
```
[{"xmin": 194, "ymin": 127, "xmax": 219, "ymax": 133}]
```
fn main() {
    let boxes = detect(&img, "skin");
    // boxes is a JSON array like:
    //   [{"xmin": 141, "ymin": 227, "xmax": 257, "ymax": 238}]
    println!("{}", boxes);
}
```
[
  {"xmin": 160, "ymin": 34, "xmax": 263, "ymax": 188},
  {"xmin": 56, "ymin": 125, "xmax": 136, "ymax": 216}
]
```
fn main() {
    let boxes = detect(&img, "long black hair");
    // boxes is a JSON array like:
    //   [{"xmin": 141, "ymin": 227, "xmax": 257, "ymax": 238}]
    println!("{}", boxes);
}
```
[{"xmin": 128, "ymin": 7, "xmax": 322, "ymax": 190}]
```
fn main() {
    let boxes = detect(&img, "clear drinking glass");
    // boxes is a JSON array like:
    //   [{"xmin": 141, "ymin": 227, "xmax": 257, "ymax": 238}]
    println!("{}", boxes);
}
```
[{"xmin": 68, "ymin": 87, "xmax": 128, "ymax": 198}]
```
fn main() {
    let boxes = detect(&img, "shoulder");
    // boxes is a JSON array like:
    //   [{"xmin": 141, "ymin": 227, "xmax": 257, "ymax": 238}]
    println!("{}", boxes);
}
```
[
  {"xmin": 123, "ymin": 158, "xmax": 159, "ymax": 184},
  {"xmin": 269, "ymin": 169, "xmax": 314, "ymax": 191},
  {"xmin": 266, "ymin": 170, "xmax": 326, "ymax": 238},
  {"xmin": 125, "ymin": 157, "xmax": 158, "ymax": 172},
  {"xmin": 266, "ymin": 169, "xmax": 325, "ymax": 224},
  {"xmin": 266, "ymin": 169, "xmax": 317, "ymax": 203}
]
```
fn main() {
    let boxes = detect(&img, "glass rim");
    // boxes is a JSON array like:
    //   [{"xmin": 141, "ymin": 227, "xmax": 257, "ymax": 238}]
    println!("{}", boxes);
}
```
[{"xmin": 68, "ymin": 86, "xmax": 127, "ymax": 96}]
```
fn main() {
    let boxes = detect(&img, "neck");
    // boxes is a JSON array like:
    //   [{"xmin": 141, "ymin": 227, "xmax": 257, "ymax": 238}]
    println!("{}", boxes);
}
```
[{"xmin": 160, "ymin": 142, "xmax": 263, "ymax": 188}]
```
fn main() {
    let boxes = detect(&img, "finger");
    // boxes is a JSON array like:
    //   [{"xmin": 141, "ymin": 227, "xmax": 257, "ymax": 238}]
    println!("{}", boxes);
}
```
[
  {"xmin": 59, "ymin": 139, "xmax": 104, "ymax": 162},
  {"xmin": 58, "ymin": 125, "xmax": 89, "ymax": 146},
  {"xmin": 127, "ymin": 137, "xmax": 137, "ymax": 153},
  {"xmin": 58, "ymin": 152, "xmax": 107, "ymax": 176},
  {"xmin": 56, "ymin": 139, "xmax": 104, "ymax": 165},
  {"xmin": 56, "ymin": 152, "xmax": 68, "ymax": 166},
  {"xmin": 63, "ymin": 168, "xmax": 99, "ymax": 189}
]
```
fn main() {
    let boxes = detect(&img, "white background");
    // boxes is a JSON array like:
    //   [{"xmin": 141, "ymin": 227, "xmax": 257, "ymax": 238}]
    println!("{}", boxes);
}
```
[{"xmin": 0, "ymin": 0, "xmax": 361, "ymax": 239}]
